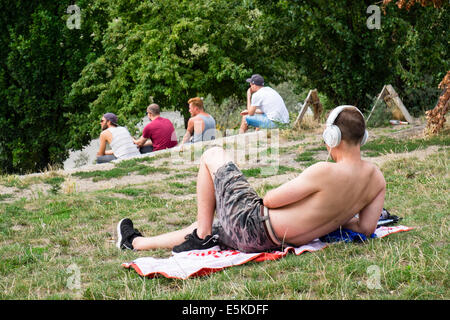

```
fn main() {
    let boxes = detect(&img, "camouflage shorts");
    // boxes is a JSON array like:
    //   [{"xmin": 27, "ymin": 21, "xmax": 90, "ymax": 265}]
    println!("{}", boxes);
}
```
[{"xmin": 212, "ymin": 162, "xmax": 281, "ymax": 253}]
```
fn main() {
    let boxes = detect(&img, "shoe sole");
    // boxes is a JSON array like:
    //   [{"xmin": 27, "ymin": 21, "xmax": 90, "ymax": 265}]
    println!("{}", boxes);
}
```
[{"xmin": 116, "ymin": 218, "xmax": 126, "ymax": 249}]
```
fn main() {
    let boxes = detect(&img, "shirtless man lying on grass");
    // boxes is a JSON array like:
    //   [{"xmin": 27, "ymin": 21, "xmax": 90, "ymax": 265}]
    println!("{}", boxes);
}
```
[{"xmin": 116, "ymin": 106, "xmax": 386, "ymax": 253}]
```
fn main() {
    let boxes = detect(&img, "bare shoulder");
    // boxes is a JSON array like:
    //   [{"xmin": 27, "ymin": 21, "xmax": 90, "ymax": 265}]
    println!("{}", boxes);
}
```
[
  {"xmin": 100, "ymin": 129, "xmax": 112, "ymax": 141},
  {"xmin": 300, "ymin": 161, "xmax": 335, "ymax": 178},
  {"xmin": 186, "ymin": 117, "xmax": 195, "ymax": 127},
  {"xmin": 187, "ymin": 116, "xmax": 195, "ymax": 123},
  {"xmin": 364, "ymin": 160, "xmax": 385, "ymax": 177},
  {"xmin": 364, "ymin": 160, "xmax": 386, "ymax": 187},
  {"xmin": 309, "ymin": 161, "xmax": 333, "ymax": 170},
  {"xmin": 99, "ymin": 129, "xmax": 109, "ymax": 138},
  {"xmin": 188, "ymin": 115, "xmax": 203, "ymax": 125}
]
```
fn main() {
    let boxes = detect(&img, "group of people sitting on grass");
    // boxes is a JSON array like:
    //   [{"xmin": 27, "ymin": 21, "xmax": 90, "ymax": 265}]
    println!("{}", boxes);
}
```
[{"xmin": 96, "ymin": 74, "xmax": 290, "ymax": 164}]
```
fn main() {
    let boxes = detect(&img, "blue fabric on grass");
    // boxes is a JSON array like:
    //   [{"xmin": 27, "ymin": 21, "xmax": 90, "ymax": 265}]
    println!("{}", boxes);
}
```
[{"xmin": 319, "ymin": 228, "xmax": 376, "ymax": 243}]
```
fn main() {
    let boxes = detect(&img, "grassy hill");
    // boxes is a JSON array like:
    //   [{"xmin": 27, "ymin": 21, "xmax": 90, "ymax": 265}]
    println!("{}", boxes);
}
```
[{"xmin": 0, "ymin": 121, "xmax": 448, "ymax": 299}]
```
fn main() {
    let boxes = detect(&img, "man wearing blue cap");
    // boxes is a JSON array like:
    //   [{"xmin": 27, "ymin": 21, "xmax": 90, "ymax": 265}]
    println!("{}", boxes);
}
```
[
  {"xmin": 96, "ymin": 113, "xmax": 140, "ymax": 163},
  {"xmin": 239, "ymin": 74, "xmax": 290, "ymax": 133}
]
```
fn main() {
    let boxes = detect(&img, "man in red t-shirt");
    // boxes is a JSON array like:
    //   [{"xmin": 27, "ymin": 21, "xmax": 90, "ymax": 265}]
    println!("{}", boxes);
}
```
[{"xmin": 133, "ymin": 104, "xmax": 178, "ymax": 153}]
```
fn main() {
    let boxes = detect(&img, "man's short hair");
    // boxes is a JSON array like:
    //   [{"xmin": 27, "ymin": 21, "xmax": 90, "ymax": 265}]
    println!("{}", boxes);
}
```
[
  {"xmin": 334, "ymin": 108, "xmax": 366, "ymax": 145},
  {"xmin": 188, "ymin": 97, "xmax": 204, "ymax": 110},
  {"xmin": 147, "ymin": 103, "xmax": 160, "ymax": 115}
]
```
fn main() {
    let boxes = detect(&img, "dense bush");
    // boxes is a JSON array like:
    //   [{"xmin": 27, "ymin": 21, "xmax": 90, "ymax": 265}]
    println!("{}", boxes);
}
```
[
  {"xmin": 0, "ymin": 0, "xmax": 107, "ymax": 173},
  {"xmin": 256, "ymin": 0, "xmax": 449, "ymax": 114}
]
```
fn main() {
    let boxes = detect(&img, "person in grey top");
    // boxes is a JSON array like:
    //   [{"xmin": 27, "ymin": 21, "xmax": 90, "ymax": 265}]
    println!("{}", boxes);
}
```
[{"xmin": 180, "ymin": 97, "xmax": 216, "ymax": 146}]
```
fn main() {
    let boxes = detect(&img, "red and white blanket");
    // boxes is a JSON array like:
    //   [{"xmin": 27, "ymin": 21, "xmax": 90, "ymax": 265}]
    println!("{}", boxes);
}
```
[{"xmin": 122, "ymin": 225, "xmax": 413, "ymax": 280}]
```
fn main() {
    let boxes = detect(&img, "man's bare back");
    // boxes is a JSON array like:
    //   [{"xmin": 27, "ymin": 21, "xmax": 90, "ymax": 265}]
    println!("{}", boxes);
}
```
[{"xmin": 266, "ymin": 158, "xmax": 386, "ymax": 246}]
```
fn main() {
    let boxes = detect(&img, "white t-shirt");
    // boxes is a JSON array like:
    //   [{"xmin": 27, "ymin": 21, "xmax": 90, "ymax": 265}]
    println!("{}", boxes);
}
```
[{"xmin": 251, "ymin": 87, "xmax": 289, "ymax": 123}]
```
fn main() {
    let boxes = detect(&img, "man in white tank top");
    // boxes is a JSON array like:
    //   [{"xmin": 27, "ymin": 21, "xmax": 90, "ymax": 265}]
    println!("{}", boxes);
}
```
[{"xmin": 96, "ymin": 113, "xmax": 140, "ymax": 164}]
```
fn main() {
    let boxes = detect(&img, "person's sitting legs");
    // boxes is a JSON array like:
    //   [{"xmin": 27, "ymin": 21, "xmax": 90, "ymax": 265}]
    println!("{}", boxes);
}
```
[
  {"xmin": 246, "ymin": 113, "xmax": 277, "ymax": 129},
  {"xmin": 240, "ymin": 113, "xmax": 277, "ymax": 133},
  {"xmin": 139, "ymin": 145, "xmax": 153, "ymax": 154},
  {"xmin": 96, "ymin": 154, "xmax": 117, "ymax": 164}
]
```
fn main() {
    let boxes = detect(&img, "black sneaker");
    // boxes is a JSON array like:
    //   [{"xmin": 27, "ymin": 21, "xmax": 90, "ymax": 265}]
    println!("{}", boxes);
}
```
[
  {"xmin": 377, "ymin": 208, "xmax": 401, "ymax": 227},
  {"xmin": 116, "ymin": 218, "xmax": 143, "ymax": 250},
  {"xmin": 172, "ymin": 229, "xmax": 219, "ymax": 253}
]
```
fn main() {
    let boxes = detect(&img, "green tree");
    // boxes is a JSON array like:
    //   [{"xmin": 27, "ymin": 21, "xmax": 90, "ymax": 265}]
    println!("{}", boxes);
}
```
[
  {"xmin": 0, "ymin": 1, "xmax": 107, "ymax": 173},
  {"xmin": 68, "ymin": 0, "xmax": 278, "ymax": 145},
  {"xmin": 256, "ymin": 0, "xmax": 449, "ymax": 114}
]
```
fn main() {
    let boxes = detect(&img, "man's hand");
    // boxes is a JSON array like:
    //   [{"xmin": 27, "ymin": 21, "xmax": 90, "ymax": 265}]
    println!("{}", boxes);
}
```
[
  {"xmin": 247, "ymin": 87, "xmax": 253, "ymax": 99},
  {"xmin": 133, "ymin": 136, "xmax": 147, "ymax": 147}
]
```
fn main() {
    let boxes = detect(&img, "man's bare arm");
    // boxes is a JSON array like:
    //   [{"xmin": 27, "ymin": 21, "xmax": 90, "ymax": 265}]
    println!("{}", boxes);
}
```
[
  {"xmin": 246, "ymin": 88, "xmax": 258, "ymax": 116},
  {"xmin": 247, "ymin": 105, "xmax": 258, "ymax": 116},
  {"xmin": 263, "ymin": 162, "xmax": 326, "ymax": 208},
  {"xmin": 181, "ymin": 119, "xmax": 195, "ymax": 144},
  {"xmin": 97, "ymin": 133, "xmax": 107, "ymax": 156},
  {"xmin": 342, "ymin": 182, "xmax": 386, "ymax": 236},
  {"xmin": 97, "ymin": 131, "xmax": 114, "ymax": 156}
]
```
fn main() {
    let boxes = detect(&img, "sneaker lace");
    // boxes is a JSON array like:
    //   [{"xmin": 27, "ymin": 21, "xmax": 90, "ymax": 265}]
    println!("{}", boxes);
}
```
[{"xmin": 202, "ymin": 234, "xmax": 219, "ymax": 246}]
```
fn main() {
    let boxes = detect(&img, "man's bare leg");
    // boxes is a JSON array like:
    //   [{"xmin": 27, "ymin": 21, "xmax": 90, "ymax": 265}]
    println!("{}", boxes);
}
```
[
  {"xmin": 196, "ymin": 146, "xmax": 233, "ymax": 238},
  {"xmin": 132, "ymin": 222, "xmax": 197, "ymax": 250},
  {"xmin": 131, "ymin": 147, "xmax": 233, "ymax": 250},
  {"xmin": 239, "ymin": 116, "xmax": 248, "ymax": 134},
  {"xmin": 195, "ymin": 160, "xmax": 216, "ymax": 238}
]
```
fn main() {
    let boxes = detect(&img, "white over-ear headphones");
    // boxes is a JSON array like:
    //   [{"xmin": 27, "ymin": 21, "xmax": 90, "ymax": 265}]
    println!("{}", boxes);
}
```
[{"xmin": 322, "ymin": 105, "xmax": 369, "ymax": 148}]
